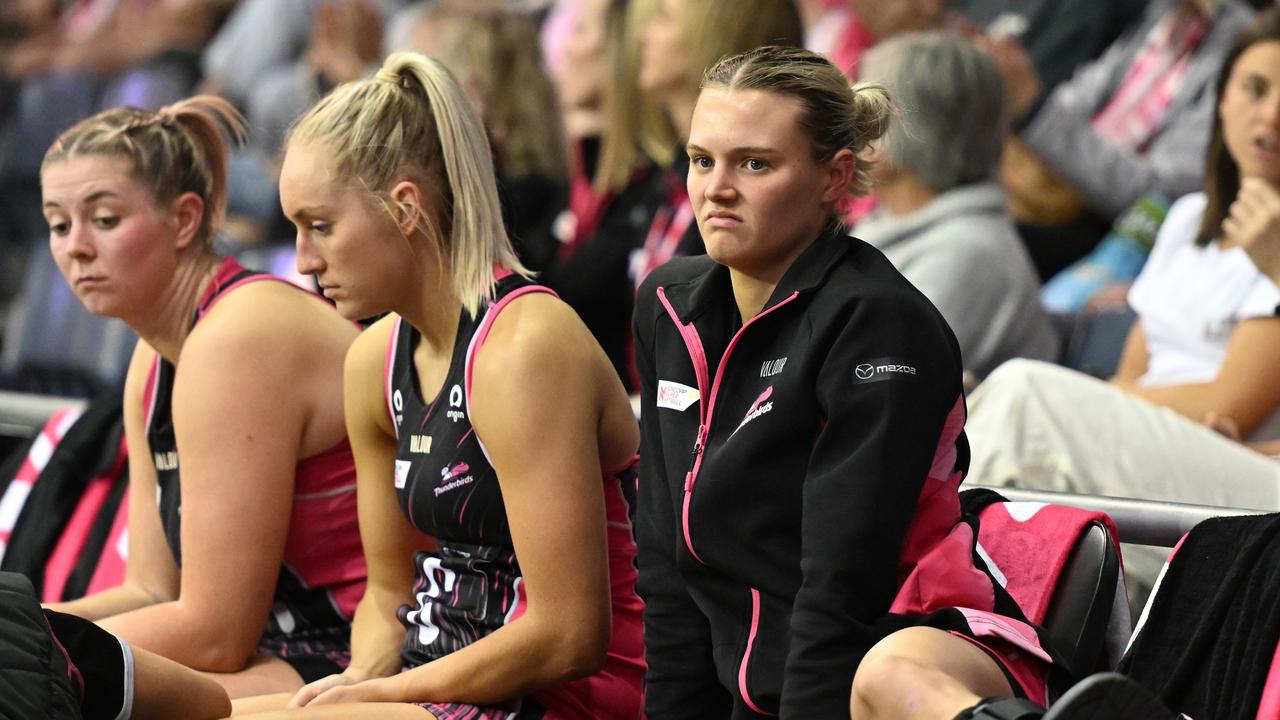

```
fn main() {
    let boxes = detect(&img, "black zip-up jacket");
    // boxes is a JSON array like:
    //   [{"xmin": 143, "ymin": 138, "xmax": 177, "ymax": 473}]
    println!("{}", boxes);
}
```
[{"xmin": 633, "ymin": 232, "xmax": 975, "ymax": 718}]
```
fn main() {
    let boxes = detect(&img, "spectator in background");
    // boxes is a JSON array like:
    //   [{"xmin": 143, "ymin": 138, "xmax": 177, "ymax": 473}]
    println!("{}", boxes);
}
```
[
  {"xmin": 965, "ymin": 6, "xmax": 1280, "ymax": 603},
  {"xmin": 852, "ymin": 31, "xmax": 1058, "ymax": 381},
  {"xmin": 1, "ymin": 0, "xmax": 236, "ymax": 279},
  {"xmin": 405, "ymin": 4, "xmax": 569, "ymax": 263},
  {"xmin": 633, "ymin": 0, "xmax": 804, "ymax": 286},
  {"xmin": 540, "ymin": 0, "xmax": 674, "ymax": 391},
  {"xmin": 1234, "ymin": 177, "xmax": 1280, "ymax": 286},
  {"xmin": 201, "ymin": 0, "xmax": 405, "ymax": 154},
  {"xmin": 796, "ymin": 0, "xmax": 862, "ymax": 76},
  {"xmin": 199, "ymin": 0, "xmax": 407, "ymax": 245},
  {"xmin": 992, "ymin": 0, "xmax": 1256, "ymax": 280},
  {"xmin": 952, "ymin": 0, "xmax": 1146, "ymax": 96}
]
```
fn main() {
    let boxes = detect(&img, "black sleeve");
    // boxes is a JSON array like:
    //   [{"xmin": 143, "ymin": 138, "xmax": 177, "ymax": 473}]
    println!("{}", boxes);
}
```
[
  {"xmin": 43, "ymin": 610, "xmax": 133, "ymax": 720},
  {"xmin": 632, "ymin": 281, "xmax": 731, "ymax": 719},
  {"xmin": 779, "ymin": 292, "xmax": 964, "ymax": 718}
]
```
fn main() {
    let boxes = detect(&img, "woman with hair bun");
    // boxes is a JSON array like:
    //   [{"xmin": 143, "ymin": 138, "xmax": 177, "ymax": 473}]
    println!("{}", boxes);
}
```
[
  {"xmin": 233, "ymin": 50, "xmax": 644, "ymax": 718},
  {"xmin": 40, "ymin": 96, "xmax": 366, "ymax": 697},
  {"xmin": 632, "ymin": 45, "xmax": 1067, "ymax": 719}
]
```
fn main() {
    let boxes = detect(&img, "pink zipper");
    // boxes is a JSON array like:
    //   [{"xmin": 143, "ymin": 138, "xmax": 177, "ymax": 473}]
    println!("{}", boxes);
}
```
[
  {"xmin": 738, "ymin": 587, "xmax": 777, "ymax": 716},
  {"xmin": 656, "ymin": 287, "xmax": 800, "ymax": 564}
]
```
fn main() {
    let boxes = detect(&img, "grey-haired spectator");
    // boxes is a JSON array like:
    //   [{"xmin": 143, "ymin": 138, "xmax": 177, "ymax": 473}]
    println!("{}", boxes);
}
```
[{"xmin": 853, "ymin": 30, "xmax": 1058, "ymax": 380}]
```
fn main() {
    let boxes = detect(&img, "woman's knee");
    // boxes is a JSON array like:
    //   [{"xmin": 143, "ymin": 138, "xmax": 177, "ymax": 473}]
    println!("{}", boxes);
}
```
[
  {"xmin": 851, "ymin": 648, "xmax": 929, "ymax": 717},
  {"xmin": 851, "ymin": 628, "xmax": 951, "ymax": 716},
  {"xmin": 851, "ymin": 628, "xmax": 1012, "ymax": 719}
]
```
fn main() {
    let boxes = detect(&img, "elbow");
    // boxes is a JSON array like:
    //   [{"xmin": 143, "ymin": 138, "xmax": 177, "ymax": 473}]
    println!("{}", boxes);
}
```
[
  {"xmin": 546, "ymin": 615, "xmax": 611, "ymax": 682},
  {"xmin": 180, "ymin": 620, "xmax": 260, "ymax": 673},
  {"xmin": 189, "ymin": 640, "xmax": 256, "ymax": 674}
]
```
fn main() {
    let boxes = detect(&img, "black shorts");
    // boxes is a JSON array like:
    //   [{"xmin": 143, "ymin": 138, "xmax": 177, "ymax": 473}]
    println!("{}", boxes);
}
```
[
  {"xmin": 257, "ymin": 626, "xmax": 352, "ymax": 683},
  {"xmin": 43, "ymin": 610, "xmax": 134, "ymax": 720}
]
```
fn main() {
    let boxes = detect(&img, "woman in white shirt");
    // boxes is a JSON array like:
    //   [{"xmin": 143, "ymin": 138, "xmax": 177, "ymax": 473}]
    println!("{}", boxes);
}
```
[{"xmin": 964, "ymin": 10, "xmax": 1280, "ymax": 595}]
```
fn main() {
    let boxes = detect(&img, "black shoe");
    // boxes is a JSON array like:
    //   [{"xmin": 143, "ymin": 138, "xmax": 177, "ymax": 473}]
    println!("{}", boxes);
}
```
[{"xmin": 1043, "ymin": 673, "xmax": 1177, "ymax": 720}]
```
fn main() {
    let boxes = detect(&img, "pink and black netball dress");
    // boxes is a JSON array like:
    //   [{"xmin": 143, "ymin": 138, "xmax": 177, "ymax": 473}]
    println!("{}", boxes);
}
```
[
  {"xmin": 143, "ymin": 257, "xmax": 366, "ymax": 681},
  {"xmin": 385, "ymin": 272, "xmax": 644, "ymax": 719}
]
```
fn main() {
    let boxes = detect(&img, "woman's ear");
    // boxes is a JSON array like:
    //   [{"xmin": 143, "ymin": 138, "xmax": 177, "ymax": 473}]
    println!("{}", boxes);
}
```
[
  {"xmin": 389, "ymin": 180, "xmax": 426, "ymax": 237},
  {"xmin": 169, "ymin": 192, "xmax": 205, "ymax": 250},
  {"xmin": 822, "ymin": 148, "xmax": 857, "ymax": 204}
]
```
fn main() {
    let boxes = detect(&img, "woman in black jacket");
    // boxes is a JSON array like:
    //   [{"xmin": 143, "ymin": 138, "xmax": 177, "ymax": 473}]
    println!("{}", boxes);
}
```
[{"xmin": 633, "ymin": 45, "xmax": 1070, "ymax": 720}]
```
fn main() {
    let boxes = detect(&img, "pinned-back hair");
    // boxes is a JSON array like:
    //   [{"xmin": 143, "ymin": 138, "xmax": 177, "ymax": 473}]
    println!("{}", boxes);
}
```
[
  {"xmin": 42, "ymin": 95, "xmax": 245, "ymax": 248},
  {"xmin": 287, "ymin": 50, "xmax": 528, "ymax": 317},
  {"xmin": 702, "ymin": 45, "xmax": 892, "ymax": 198}
]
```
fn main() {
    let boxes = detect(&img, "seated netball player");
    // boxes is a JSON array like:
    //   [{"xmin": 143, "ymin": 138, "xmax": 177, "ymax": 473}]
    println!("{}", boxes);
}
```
[
  {"xmin": 0, "ymin": 571, "xmax": 230, "ymax": 720},
  {"xmin": 631, "ymin": 44, "xmax": 1161, "ymax": 720},
  {"xmin": 39, "ymin": 97, "xmax": 366, "ymax": 697},
  {"xmin": 231, "ymin": 50, "xmax": 644, "ymax": 719}
]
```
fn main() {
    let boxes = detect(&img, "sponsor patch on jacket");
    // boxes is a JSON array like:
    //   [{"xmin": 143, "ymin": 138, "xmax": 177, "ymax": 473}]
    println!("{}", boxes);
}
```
[
  {"xmin": 733, "ymin": 386, "xmax": 773, "ymax": 435},
  {"xmin": 394, "ymin": 459, "xmax": 412, "ymax": 489},
  {"xmin": 657, "ymin": 380, "xmax": 700, "ymax": 411},
  {"xmin": 852, "ymin": 358, "xmax": 918, "ymax": 384}
]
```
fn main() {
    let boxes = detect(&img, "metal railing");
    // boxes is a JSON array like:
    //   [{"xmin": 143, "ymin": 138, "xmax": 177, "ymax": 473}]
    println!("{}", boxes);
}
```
[
  {"xmin": 965, "ymin": 484, "xmax": 1269, "ymax": 547},
  {"xmin": 0, "ymin": 390, "xmax": 86, "ymax": 438}
]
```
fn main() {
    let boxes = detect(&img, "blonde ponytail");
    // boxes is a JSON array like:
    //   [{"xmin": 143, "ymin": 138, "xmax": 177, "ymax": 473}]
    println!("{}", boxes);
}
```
[{"xmin": 290, "ymin": 51, "xmax": 527, "ymax": 317}]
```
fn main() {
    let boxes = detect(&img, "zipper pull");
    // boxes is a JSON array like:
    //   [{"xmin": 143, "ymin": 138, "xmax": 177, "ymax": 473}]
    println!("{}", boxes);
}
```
[
  {"xmin": 690, "ymin": 423, "xmax": 706, "ymax": 457},
  {"xmin": 684, "ymin": 424, "xmax": 706, "ymax": 493}
]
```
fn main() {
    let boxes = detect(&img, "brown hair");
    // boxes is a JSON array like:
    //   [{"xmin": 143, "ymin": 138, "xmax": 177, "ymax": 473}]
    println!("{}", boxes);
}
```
[
  {"xmin": 42, "ymin": 95, "xmax": 245, "ymax": 248},
  {"xmin": 702, "ymin": 45, "xmax": 892, "ymax": 198},
  {"xmin": 1197, "ymin": 7, "xmax": 1280, "ymax": 246}
]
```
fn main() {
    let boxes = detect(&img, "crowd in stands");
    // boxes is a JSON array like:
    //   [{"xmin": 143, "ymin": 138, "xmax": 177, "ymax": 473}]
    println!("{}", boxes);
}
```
[{"xmin": 0, "ymin": 0, "xmax": 1278, "ymax": 718}]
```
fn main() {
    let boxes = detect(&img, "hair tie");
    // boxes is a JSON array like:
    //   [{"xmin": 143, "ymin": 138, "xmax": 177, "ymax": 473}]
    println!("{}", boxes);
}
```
[{"xmin": 376, "ymin": 66, "xmax": 412, "ymax": 87}]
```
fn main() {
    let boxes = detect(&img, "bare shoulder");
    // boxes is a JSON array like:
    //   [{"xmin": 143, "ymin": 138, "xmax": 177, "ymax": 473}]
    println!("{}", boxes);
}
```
[
  {"xmin": 122, "ymin": 338, "xmax": 159, "ymax": 421},
  {"xmin": 190, "ymin": 280, "xmax": 354, "ymax": 350},
  {"xmin": 472, "ymin": 292, "xmax": 596, "ymax": 384},
  {"xmin": 345, "ymin": 314, "xmax": 400, "ymax": 437},
  {"xmin": 347, "ymin": 313, "xmax": 398, "ymax": 382}
]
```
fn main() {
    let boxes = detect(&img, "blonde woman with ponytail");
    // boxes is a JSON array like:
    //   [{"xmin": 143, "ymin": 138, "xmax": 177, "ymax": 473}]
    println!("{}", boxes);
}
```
[
  {"xmin": 234, "ymin": 51, "xmax": 644, "ymax": 718},
  {"xmin": 632, "ymin": 46, "xmax": 1067, "ymax": 719},
  {"xmin": 39, "ymin": 97, "xmax": 366, "ymax": 697}
]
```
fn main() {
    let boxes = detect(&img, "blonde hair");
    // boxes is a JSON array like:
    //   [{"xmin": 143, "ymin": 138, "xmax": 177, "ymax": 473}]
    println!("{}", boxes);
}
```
[
  {"xmin": 643, "ymin": 0, "xmax": 803, "ymax": 164},
  {"xmin": 595, "ymin": 0, "xmax": 674, "ymax": 193},
  {"xmin": 41, "ymin": 95, "xmax": 245, "ymax": 248},
  {"xmin": 288, "ymin": 51, "xmax": 528, "ymax": 317},
  {"xmin": 431, "ymin": 6, "xmax": 568, "ymax": 182},
  {"xmin": 702, "ymin": 45, "xmax": 892, "ymax": 198}
]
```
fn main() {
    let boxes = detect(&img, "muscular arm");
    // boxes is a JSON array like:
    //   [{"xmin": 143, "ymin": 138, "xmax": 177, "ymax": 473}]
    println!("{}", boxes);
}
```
[
  {"xmin": 288, "ymin": 316, "xmax": 432, "ymax": 706},
  {"xmin": 96, "ymin": 299, "xmax": 317, "ymax": 672},
  {"xmin": 49, "ymin": 341, "xmax": 180, "ymax": 620},
  {"xmin": 380, "ymin": 296, "xmax": 617, "ymax": 704}
]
